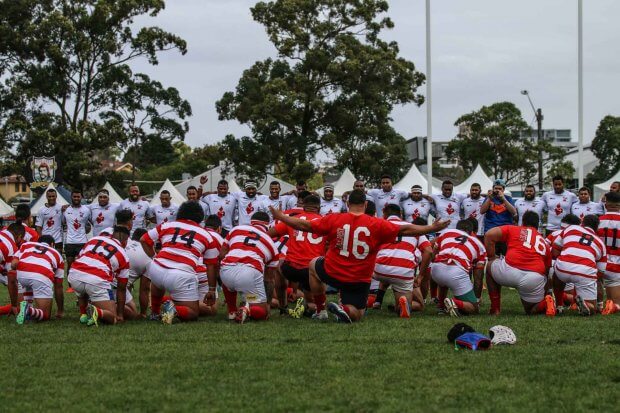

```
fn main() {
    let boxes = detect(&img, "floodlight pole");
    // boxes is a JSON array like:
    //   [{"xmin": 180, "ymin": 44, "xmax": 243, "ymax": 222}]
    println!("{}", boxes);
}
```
[
  {"xmin": 425, "ymin": 0, "xmax": 433, "ymax": 195},
  {"xmin": 577, "ymin": 0, "xmax": 584, "ymax": 188},
  {"xmin": 521, "ymin": 90, "xmax": 544, "ymax": 191}
]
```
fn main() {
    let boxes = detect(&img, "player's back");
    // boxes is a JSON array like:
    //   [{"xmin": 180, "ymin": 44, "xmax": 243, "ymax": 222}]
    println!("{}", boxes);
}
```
[
  {"xmin": 15, "ymin": 241, "xmax": 63, "ymax": 280},
  {"xmin": 434, "ymin": 229, "xmax": 485, "ymax": 272},
  {"xmin": 598, "ymin": 212, "xmax": 620, "ymax": 278},
  {"xmin": 71, "ymin": 236, "xmax": 128, "ymax": 282},
  {"xmin": 0, "ymin": 229, "xmax": 17, "ymax": 265},
  {"xmin": 275, "ymin": 211, "xmax": 325, "ymax": 268},
  {"xmin": 501, "ymin": 225, "xmax": 549, "ymax": 275},
  {"xmin": 221, "ymin": 225, "xmax": 278, "ymax": 273},
  {"xmin": 555, "ymin": 225, "xmax": 606, "ymax": 275}
]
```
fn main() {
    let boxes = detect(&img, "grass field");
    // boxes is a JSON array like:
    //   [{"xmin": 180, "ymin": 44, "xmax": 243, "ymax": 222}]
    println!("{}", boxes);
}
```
[{"xmin": 1, "ymin": 287, "xmax": 619, "ymax": 413}]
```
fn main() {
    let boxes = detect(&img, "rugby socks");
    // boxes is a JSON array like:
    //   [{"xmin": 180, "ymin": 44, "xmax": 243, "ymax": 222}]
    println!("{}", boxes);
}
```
[
  {"xmin": 79, "ymin": 303, "xmax": 87, "ymax": 315},
  {"xmin": 430, "ymin": 280, "xmax": 438, "ymax": 299},
  {"xmin": 28, "ymin": 307, "xmax": 49, "ymax": 321},
  {"xmin": 151, "ymin": 293, "xmax": 162, "ymax": 315},
  {"xmin": 222, "ymin": 285, "xmax": 238, "ymax": 313},
  {"xmin": 452, "ymin": 298, "xmax": 465, "ymax": 310},
  {"xmin": 489, "ymin": 291, "xmax": 501, "ymax": 313},
  {"xmin": 175, "ymin": 306, "xmax": 192, "ymax": 321},
  {"xmin": 366, "ymin": 294, "xmax": 376, "ymax": 308},
  {"xmin": 553, "ymin": 286, "xmax": 565, "ymax": 307},
  {"xmin": 536, "ymin": 300, "xmax": 547, "ymax": 313},
  {"xmin": 375, "ymin": 289, "xmax": 386, "ymax": 306},
  {"xmin": 0, "ymin": 304, "xmax": 11, "ymax": 315},
  {"xmin": 314, "ymin": 294, "xmax": 326, "ymax": 313},
  {"xmin": 249, "ymin": 305, "xmax": 268, "ymax": 320}
]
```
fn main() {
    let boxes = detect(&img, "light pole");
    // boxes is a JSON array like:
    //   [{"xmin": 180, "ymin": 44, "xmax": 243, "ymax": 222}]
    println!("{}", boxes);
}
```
[
  {"xmin": 521, "ymin": 90, "xmax": 544, "ymax": 191},
  {"xmin": 577, "ymin": 0, "xmax": 584, "ymax": 188},
  {"xmin": 425, "ymin": 0, "xmax": 433, "ymax": 195}
]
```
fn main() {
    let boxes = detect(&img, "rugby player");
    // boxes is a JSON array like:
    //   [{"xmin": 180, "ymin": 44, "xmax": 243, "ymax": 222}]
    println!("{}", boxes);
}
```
[
  {"xmin": 89, "ymin": 189, "xmax": 120, "ymax": 237},
  {"xmin": 187, "ymin": 185, "xmax": 210, "ymax": 218},
  {"xmin": 461, "ymin": 183, "xmax": 485, "ymax": 240},
  {"xmin": 202, "ymin": 180, "xmax": 237, "ymax": 236},
  {"xmin": 148, "ymin": 190, "xmax": 179, "ymax": 225},
  {"xmin": 599, "ymin": 191, "xmax": 620, "ymax": 315},
  {"xmin": 120, "ymin": 184, "xmax": 150, "ymax": 234},
  {"xmin": 366, "ymin": 175, "xmax": 409, "ymax": 217},
  {"xmin": 428, "ymin": 180, "xmax": 465, "ymax": 230},
  {"xmin": 400, "ymin": 185, "xmax": 433, "ymax": 223},
  {"xmin": 124, "ymin": 228, "xmax": 152, "ymax": 318},
  {"xmin": 62, "ymin": 190, "xmax": 91, "ymax": 270},
  {"xmin": 15, "ymin": 204, "xmax": 38, "ymax": 243},
  {"xmin": 319, "ymin": 184, "xmax": 345, "ymax": 216},
  {"xmin": 231, "ymin": 181, "xmax": 269, "ymax": 226},
  {"xmin": 0, "ymin": 223, "xmax": 26, "ymax": 316},
  {"xmin": 541, "ymin": 176, "xmax": 578, "ymax": 234},
  {"xmin": 200, "ymin": 215, "xmax": 224, "ymax": 317},
  {"xmin": 571, "ymin": 187, "xmax": 604, "ymax": 222},
  {"xmin": 35, "ymin": 188, "xmax": 64, "ymax": 251},
  {"xmin": 515, "ymin": 185, "xmax": 545, "ymax": 227}
]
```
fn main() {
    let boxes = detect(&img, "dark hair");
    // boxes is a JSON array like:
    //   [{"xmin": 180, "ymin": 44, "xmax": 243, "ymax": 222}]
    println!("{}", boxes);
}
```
[
  {"xmin": 582, "ymin": 214, "xmax": 600, "ymax": 231},
  {"xmin": 303, "ymin": 194, "xmax": 320, "ymax": 207},
  {"xmin": 205, "ymin": 214, "xmax": 222, "ymax": 229},
  {"xmin": 251, "ymin": 211, "xmax": 270, "ymax": 223},
  {"xmin": 442, "ymin": 180, "xmax": 453, "ymax": 187},
  {"xmin": 384, "ymin": 203, "xmax": 401, "ymax": 218},
  {"xmin": 129, "ymin": 184, "xmax": 139, "ymax": 190},
  {"xmin": 98, "ymin": 189, "xmax": 109, "ymax": 195},
  {"xmin": 116, "ymin": 209, "xmax": 133, "ymax": 226},
  {"xmin": 39, "ymin": 235, "xmax": 55, "ymax": 246},
  {"xmin": 525, "ymin": 184, "xmax": 536, "ymax": 190},
  {"xmin": 470, "ymin": 183, "xmax": 481, "ymax": 189},
  {"xmin": 411, "ymin": 184, "xmax": 422, "ymax": 190},
  {"xmin": 552, "ymin": 175, "xmax": 564, "ymax": 183},
  {"xmin": 160, "ymin": 190, "xmax": 170, "ymax": 196},
  {"xmin": 296, "ymin": 180, "xmax": 306, "ymax": 186},
  {"xmin": 456, "ymin": 219, "xmax": 473, "ymax": 233},
  {"xmin": 561, "ymin": 213, "xmax": 581, "ymax": 226},
  {"xmin": 269, "ymin": 181, "xmax": 280, "ymax": 187},
  {"xmin": 348, "ymin": 189, "xmax": 367, "ymax": 206},
  {"xmin": 71, "ymin": 189, "xmax": 82, "ymax": 195},
  {"xmin": 364, "ymin": 200, "xmax": 376, "ymax": 216},
  {"xmin": 467, "ymin": 216, "xmax": 478, "ymax": 234},
  {"xmin": 177, "ymin": 201, "xmax": 205, "ymax": 224},
  {"xmin": 217, "ymin": 179, "xmax": 228, "ymax": 186},
  {"xmin": 15, "ymin": 204, "xmax": 31, "ymax": 220},
  {"xmin": 7, "ymin": 223, "xmax": 26, "ymax": 239},
  {"xmin": 46, "ymin": 188, "xmax": 56, "ymax": 194},
  {"xmin": 380, "ymin": 175, "xmax": 392, "ymax": 182},
  {"xmin": 186, "ymin": 186, "xmax": 198, "ymax": 192},
  {"xmin": 605, "ymin": 191, "xmax": 620, "ymax": 204},
  {"xmin": 131, "ymin": 228, "xmax": 148, "ymax": 242},
  {"xmin": 522, "ymin": 211, "xmax": 540, "ymax": 228},
  {"xmin": 578, "ymin": 187, "xmax": 590, "ymax": 195},
  {"xmin": 413, "ymin": 217, "xmax": 428, "ymax": 226},
  {"xmin": 297, "ymin": 190, "xmax": 311, "ymax": 201}
]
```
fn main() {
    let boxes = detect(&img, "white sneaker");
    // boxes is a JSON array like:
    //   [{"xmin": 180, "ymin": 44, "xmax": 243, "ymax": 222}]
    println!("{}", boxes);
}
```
[
  {"xmin": 444, "ymin": 298, "xmax": 460, "ymax": 317},
  {"xmin": 311, "ymin": 310, "xmax": 329, "ymax": 321}
]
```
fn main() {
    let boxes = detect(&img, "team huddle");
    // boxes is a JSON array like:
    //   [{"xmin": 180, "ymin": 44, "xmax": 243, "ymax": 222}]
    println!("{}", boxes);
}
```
[{"xmin": 0, "ymin": 173, "xmax": 618, "ymax": 325}]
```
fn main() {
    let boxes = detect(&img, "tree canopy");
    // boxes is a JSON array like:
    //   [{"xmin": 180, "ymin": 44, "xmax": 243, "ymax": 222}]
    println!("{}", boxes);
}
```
[{"xmin": 587, "ymin": 115, "xmax": 620, "ymax": 185}]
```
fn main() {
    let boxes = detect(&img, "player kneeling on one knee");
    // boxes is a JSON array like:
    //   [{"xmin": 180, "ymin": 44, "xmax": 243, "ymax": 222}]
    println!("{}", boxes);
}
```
[
  {"xmin": 141, "ymin": 201, "xmax": 220, "ymax": 324},
  {"xmin": 219, "ymin": 211, "xmax": 279, "ymax": 324},
  {"xmin": 485, "ymin": 211, "xmax": 555, "ymax": 316},
  {"xmin": 9, "ymin": 235, "xmax": 64, "ymax": 323},
  {"xmin": 430, "ymin": 219, "xmax": 486, "ymax": 316}
]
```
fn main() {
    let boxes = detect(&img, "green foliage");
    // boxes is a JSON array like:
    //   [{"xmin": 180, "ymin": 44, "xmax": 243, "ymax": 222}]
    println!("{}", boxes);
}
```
[
  {"xmin": 217, "ymin": 0, "xmax": 424, "ymax": 183},
  {"xmin": 0, "ymin": 0, "xmax": 189, "ymax": 190},
  {"xmin": 587, "ymin": 115, "xmax": 620, "ymax": 185}
]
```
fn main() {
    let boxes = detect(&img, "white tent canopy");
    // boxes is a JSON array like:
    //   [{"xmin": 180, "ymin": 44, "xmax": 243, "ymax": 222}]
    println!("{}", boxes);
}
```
[
  {"xmin": 175, "ymin": 164, "xmax": 240, "ymax": 195},
  {"xmin": 454, "ymin": 165, "xmax": 495, "ymax": 194},
  {"xmin": 394, "ymin": 163, "xmax": 440, "ymax": 194},
  {"xmin": 594, "ymin": 169, "xmax": 620, "ymax": 201},
  {"xmin": 0, "ymin": 197, "xmax": 13, "ymax": 217},
  {"xmin": 30, "ymin": 183, "xmax": 70, "ymax": 216},
  {"xmin": 151, "ymin": 179, "xmax": 187, "ymax": 206},
  {"xmin": 317, "ymin": 168, "xmax": 358, "ymax": 197},
  {"xmin": 257, "ymin": 174, "xmax": 296, "ymax": 194}
]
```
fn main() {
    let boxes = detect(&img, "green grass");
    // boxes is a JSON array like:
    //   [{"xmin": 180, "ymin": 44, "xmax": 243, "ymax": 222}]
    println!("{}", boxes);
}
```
[{"xmin": 1, "ymin": 287, "xmax": 619, "ymax": 413}]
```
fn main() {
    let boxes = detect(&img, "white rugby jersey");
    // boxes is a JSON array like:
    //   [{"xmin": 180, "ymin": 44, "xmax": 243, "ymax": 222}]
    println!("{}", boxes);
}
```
[
  {"xmin": 400, "ymin": 198, "xmax": 433, "ymax": 223},
  {"xmin": 367, "ymin": 188, "xmax": 409, "ymax": 217},
  {"xmin": 36, "ymin": 204, "xmax": 64, "ymax": 243},
  {"xmin": 119, "ymin": 199, "xmax": 151, "ymax": 233},
  {"xmin": 231, "ymin": 192, "xmax": 269, "ymax": 226},
  {"xmin": 431, "ymin": 193, "xmax": 466, "ymax": 229},
  {"xmin": 515, "ymin": 198, "xmax": 546, "ymax": 226},
  {"xmin": 571, "ymin": 201, "xmax": 604, "ymax": 222},
  {"xmin": 63, "ymin": 205, "xmax": 91, "ymax": 244},
  {"xmin": 89, "ymin": 202, "xmax": 120, "ymax": 237},
  {"xmin": 320, "ymin": 198, "xmax": 345, "ymax": 216},
  {"xmin": 541, "ymin": 190, "xmax": 578, "ymax": 231},
  {"xmin": 263, "ymin": 195, "xmax": 293, "ymax": 223},
  {"xmin": 148, "ymin": 203, "xmax": 179, "ymax": 225},
  {"xmin": 461, "ymin": 196, "xmax": 485, "ymax": 236},
  {"xmin": 124, "ymin": 239, "xmax": 152, "ymax": 285},
  {"xmin": 203, "ymin": 194, "xmax": 236, "ymax": 230}
]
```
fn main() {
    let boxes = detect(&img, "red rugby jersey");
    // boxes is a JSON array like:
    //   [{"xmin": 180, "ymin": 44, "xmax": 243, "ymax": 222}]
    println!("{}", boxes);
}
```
[
  {"xmin": 274, "ymin": 211, "xmax": 326, "ymax": 269},
  {"xmin": 500, "ymin": 225, "xmax": 551, "ymax": 275},
  {"xmin": 374, "ymin": 216, "xmax": 430, "ymax": 279},
  {"xmin": 555, "ymin": 225, "xmax": 606, "ymax": 279}
]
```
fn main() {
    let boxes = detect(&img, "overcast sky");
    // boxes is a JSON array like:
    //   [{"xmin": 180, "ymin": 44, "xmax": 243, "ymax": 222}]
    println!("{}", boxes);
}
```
[{"xmin": 132, "ymin": 0, "xmax": 620, "ymax": 150}]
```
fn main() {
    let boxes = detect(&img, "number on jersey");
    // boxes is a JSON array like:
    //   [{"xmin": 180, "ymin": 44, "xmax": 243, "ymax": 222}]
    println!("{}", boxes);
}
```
[
  {"xmin": 338, "ymin": 224, "xmax": 370, "ymax": 259},
  {"xmin": 520, "ymin": 228, "xmax": 546, "ymax": 255}
]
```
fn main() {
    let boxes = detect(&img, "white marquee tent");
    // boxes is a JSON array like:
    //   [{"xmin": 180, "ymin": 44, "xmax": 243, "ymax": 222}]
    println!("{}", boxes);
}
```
[
  {"xmin": 175, "ymin": 164, "xmax": 241, "ymax": 194},
  {"xmin": 454, "ymin": 165, "xmax": 495, "ymax": 194},
  {"xmin": 30, "ymin": 183, "xmax": 70, "ymax": 216},
  {"xmin": 0, "ymin": 197, "xmax": 13, "ymax": 217},
  {"xmin": 316, "ymin": 168, "xmax": 358, "ymax": 197},
  {"xmin": 394, "ymin": 163, "xmax": 440, "ymax": 194},
  {"xmin": 151, "ymin": 179, "xmax": 187, "ymax": 206},
  {"xmin": 594, "ymin": 169, "xmax": 620, "ymax": 201}
]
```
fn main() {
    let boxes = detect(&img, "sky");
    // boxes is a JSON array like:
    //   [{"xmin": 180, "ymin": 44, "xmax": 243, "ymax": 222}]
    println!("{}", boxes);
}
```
[{"xmin": 132, "ymin": 0, "xmax": 620, "ymax": 149}]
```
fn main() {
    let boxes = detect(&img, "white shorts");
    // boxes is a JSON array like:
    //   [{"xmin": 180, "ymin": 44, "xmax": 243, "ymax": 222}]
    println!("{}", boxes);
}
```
[
  {"xmin": 490, "ymin": 259, "xmax": 546, "ymax": 303},
  {"xmin": 370, "ymin": 278, "xmax": 381, "ymax": 291},
  {"xmin": 604, "ymin": 271, "xmax": 620, "ymax": 288},
  {"xmin": 0, "ymin": 274, "xmax": 25, "ymax": 294},
  {"xmin": 372, "ymin": 273, "xmax": 413, "ymax": 293},
  {"xmin": 554, "ymin": 266, "xmax": 597, "ymax": 301},
  {"xmin": 430, "ymin": 262, "xmax": 473, "ymax": 297},
  {"xmin": 198, "ymin": 282, "xmax": 219, "ymax": 300},
  {"xmin": 147, "ymin": 262, "xmax": 199, "ymax": 302},
  {"xmin": 220, "ymin": 264, "xmax": 266, "ymax": 304},
  {"xmin": 17, "ymin": 274, "xmax": 54, "ymax": 299},
  {"xmin": 68, "ymin": 275, "xmax": 115, "ymax": 302}
]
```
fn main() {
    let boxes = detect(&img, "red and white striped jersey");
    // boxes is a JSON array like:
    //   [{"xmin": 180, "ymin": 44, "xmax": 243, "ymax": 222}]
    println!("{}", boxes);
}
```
[
  {"xmin": 373, "ymin": 216, "xmax": 429, "ymax": 279},
  {"xmin": 14, "ymin": 241, "xmax": 64, "ymax": 281},
  {"xmin": 597, "ymin": 212, "xmax": 619, "ymax": 280},
  {"xmin": 554, "ymin": 225, "xmax": 606, "ymax": 279},
  {"xmin": 0, "ymin": 229, "xmax": 18, "ymax": 271},
  {"xmin": 268, "ymin": 235, "xmax": 289, "ymax": 268},
  {"xmin": 433, "ymin": 229, "xmax": 487, "ymax": 272},
  {"xmin": 23, "ymin": 224, "xmax": 39, "ymax": 243},
  {"xmin": 142, "ymin": 219, "xmax": 219, "ymax": 274},
  {"xmin": 221, "ymin": 224, "xmax": 279, "ymax": 273},
  {"xmin": 196, "ymin": 229, "xmax": 223, "ymax": 284},
  {"xmin": 71, "ymin": 236, "xmax": 129, "ymax": 282}
]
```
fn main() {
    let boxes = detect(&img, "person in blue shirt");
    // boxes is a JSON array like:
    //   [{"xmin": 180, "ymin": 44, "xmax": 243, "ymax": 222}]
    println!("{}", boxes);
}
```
[{"xmin": 480, "ymin": 179, "xmax": 517, "ymax": 256}]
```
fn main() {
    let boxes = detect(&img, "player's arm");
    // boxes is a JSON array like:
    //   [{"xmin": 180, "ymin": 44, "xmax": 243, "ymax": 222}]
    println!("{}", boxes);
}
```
[
  {"xmin": 483, "ymin": 227, "xmax": 503, "ymax": 261},
  {"xmin": 203, "ymin": 263, "xmax": 218, "ymax": 306},
  {"xmin": 139, "ymin": 275, "xmax": 150, "ymax": 318},
  {"xmin": 53, "ymin": 277, "xmax": 64, "ymax": 318},
  {"xmin": 264, "ymin": 267, "xmax": 277, "ymax": 306},
  {"xmin": 115, "ymin": 276, "xmax": 128, "ymax": 322},
  {"xmin": 6, "ymin": 266, "xmax": 19, "ymax": 313},
  {"xmin": 269, "ymin": 206, "xmax": 313, "ymax": 232},
  {"xmin": 415, "ymin": 247, "xmax": 433, "ymax": 287},
  {"xmin": 480, "ymin": 193, "xmax": 493, "ymax": 214},
  {"xmin": 399, "ymin": 219, "xmax": 449, "ymax": 236},
  {"xmin": 473, "ymin": 264, "xmax": 485, "ymax": 299}
]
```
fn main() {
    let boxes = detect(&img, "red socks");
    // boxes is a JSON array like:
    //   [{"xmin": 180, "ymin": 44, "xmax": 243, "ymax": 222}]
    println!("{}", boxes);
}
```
[
  {"xmin": 28, "ymin": 307, "xmax": 49, "ymax": 321},
  {"xmin": 536, "ymin": 300, "xmax": 548, "ymax": 313},
  {"xmin": 489, "ymin": 291, "xmax": 501, "ymax": 313},
  {"xmin": 437, "ymin": 288, "xmax": 447, "ymax": 308},
  {"xmin": 249, "ymin": 305, "xmax": 268, "ymax": 320},
  {"xmin": 314, "ymin": 294, "xmax": 326, "ymax": 313},
  {"xmin": 222, "ymin": 285, "xmax": 238, "ymax": 313},
  {"xmin": 79, "ymin": 304, "xmax": 87, "ymax": 315},
  {"xmin": 95, "ymin": 307, "xmax": 104, "ymax": 318},
  {"xmin": 430, "ymin": 282, "xmax": 438, "ymax": 299},
  {"xmin": 553, "ymin": 286, "xmax": 565, "ymax": 307},
  {"xmin": 0, "ymin": 304, "xmax": 11, "ymax": 315},
  {"xmin": 151, "ymin": 293, "xmax": 163, "ymax": 315},
  {"xmin": 176, "ymin": 305, "xmax": 192, "ymax": 320},
  {"xmin": 453, "ymin": 298, "xmax": 466, "ymax": 310}
]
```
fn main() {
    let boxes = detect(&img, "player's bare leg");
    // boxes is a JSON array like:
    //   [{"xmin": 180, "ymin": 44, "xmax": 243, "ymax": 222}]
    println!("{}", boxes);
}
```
[
  {"xmin": 149, "ymin": 282, "xmax": 165, "ymax": 319},
  {"xmin": 171, "ymin": 300, "xmax": 200, "ymax": 321},
  {"xmin": 486, "ymin": 265, "xmax": 502, "ymax": 315},
  {"xmin": 309, "ymin": 257, "xmax": 328, "ymax": 319},
  {"xmin": 90, "ymin": 300, "xmax": 118, "ymax": 325},
  {"xmin": 596, "ymin": 280, "xmax": 604, "ymax": 312},
  {"xmin": 602, "ymin": 286, "xmax": 620, "ymax": 315},
  {"xmin": 123, "ymin": 300, "xmax": 140, "ymax": 320},
  {"xmin": 411, "ymin": 287, "xmax": 424, "ymax": 312}
]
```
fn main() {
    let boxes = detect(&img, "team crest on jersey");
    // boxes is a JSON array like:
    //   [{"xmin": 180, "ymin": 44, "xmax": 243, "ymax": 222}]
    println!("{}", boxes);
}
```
[
  {"xmin": 246, "ymin": 202, "xmax": 254, "ymax": 215},
  {"xmin": 446, "ymin": 203, "xmax": 455, "ymax": 215},
  {"xmin": 413, "ymin": 209, "xmax": 420, "ymax": 220},
  {"xmin": 46, "ymin": 218, "xmax": 54, "ymax": 228},
  {"xmin": 554, "ymin": 203, "xmax": 563, "ymax": 216},
  {"xmin": 218, "ymin": 206, "xmax": 225, "ymax": 218},
  {"xmin": 469, "ymin": 210, "xmax": 478, "ymax": 218},
  {"xmin": 73, "ymin": 218, "xmax": 81, "ymax": 230},
  {"xmin": 96, "ymin": 213, "xmax": 104, "ymax": 224}
]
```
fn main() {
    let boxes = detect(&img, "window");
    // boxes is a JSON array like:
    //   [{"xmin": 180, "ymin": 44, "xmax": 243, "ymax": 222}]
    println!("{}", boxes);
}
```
[
  {"xmin": 14, "ymin": 183, "xmax": 19, "ymax": 192},
  {"xmin": 22, "ymin": 183, "xmax": 27, "ymax": 192}
]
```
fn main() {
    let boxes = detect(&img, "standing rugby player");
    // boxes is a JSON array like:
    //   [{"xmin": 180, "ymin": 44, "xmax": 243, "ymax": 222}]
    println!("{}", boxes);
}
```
[
  {"xmin": 515, "ymin": 185, "xmax": 545, "ymax": 226},
  {"xmin": 89, "ymin": 189, "xmax": 120, "ymax": 237},
  {"xmin": 599, "ymin": 192, "xmax": 620, "ymax": 315},
  {"xmin": 541, "ymin": 176, "xmax": 578, "ymax": 234},
  {"xmin": 571, "ymin": 187, "xmax": 604, "ymax": 222},
  {"xmin": 367, "ymin": 175, "xmax": 409, "ymax": 217},
  {"xmin": 202, "ymin": 180, "xmax": 237, "ymax": 236},
  {"xmin": 400, "ymin": 185, "xmax": 433, "ymax": 223},
  {"xmin": 148, "ymin": 190, "xmax": 179, "ymax": 225},
  {"xmin": 62, "ymin": 190, "xmax": 91, "ymax": 269},
  {"xmin": 429, "ymin": 180, "xmax": 465, "ymax": 230},
  {"xmin": 319, "ymin": 184, "xmax": 345, "ymax": 216},
  {"xmin": 231, "ymin": 181, "xmax": 269, "ymax": 226},
  {"xmin": 36, "ymin": 188, "xmax": 64, "ymax": 251},
  {"xmin": 120, "ymin": 184, "xmax": 150, "ymax": 234},
  {"xmin": 461, "ymin": 183, "xmax": 486, "ymax": 240}
]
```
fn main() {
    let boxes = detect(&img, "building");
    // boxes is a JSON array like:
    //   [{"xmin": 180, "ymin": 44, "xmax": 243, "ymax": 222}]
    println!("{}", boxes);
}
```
[
  {"xmin": 100, "ymin": 160, "xmax": 134, "ymax": 174},
  {"xmin": 0, "ymin": 175, "xmax": 31, "ymax": 202},
  {"xmin": 405, "ymin": 137, "xmax": 457, "ymax": 169},
  {"xmin": 520, "ymin": 128, "xmax": 576, "ymax": 149}
]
